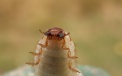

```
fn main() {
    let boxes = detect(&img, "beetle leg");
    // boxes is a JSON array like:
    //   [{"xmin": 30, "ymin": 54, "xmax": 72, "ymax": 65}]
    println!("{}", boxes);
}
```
[
  {"xmin": 29, "ymin": 48, "xmax": 43, "ymax": 56},
  {"xmin": 27, "ymin": 47, "xmax": 43, "ymax": 66},
  {"xmin": 62, "ymin": 39, "xmax": 77, "ymax": 59},
  {"xmin": 68, "ymin": 60, "xmax": 80, "ymax": 73},
  {"xmin": 62, "ymin": 38, "xmax": 65, "ymax": 48},
  {"xmin": 26, "ymin": 58, "xmax": 40, "ymax": 66},
  {"xmin": 39, "ymin": 38, "xmax": 48, "ymax": 48},
  {"xmin": 63, "ymin": 47, "xmax": 78, "ymax": 59},
  {"xmin": 30, "ymin": 36, "xmax": 47, "ymax": 56}
]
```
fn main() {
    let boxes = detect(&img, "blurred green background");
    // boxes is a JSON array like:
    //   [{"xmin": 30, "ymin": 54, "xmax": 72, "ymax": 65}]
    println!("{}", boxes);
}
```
[{"xmin": 0, "ymin": 0, "xmax": 122, "ymax": 76}]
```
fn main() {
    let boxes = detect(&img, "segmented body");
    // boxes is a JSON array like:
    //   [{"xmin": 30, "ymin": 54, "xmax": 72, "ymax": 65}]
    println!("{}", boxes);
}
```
[{"xmin": 27, "ymin": 27, "xmax": 83, "ymax": 76}]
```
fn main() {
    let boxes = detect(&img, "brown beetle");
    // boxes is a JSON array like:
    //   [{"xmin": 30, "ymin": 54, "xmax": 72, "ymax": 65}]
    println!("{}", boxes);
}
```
[{"xmin": 26, "ymin": 27, "xmax": 81, "ymax": 76}]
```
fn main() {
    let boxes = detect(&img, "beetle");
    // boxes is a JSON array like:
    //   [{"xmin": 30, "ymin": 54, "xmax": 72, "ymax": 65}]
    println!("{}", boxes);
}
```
[{"xmin": 26, "ymin": 27, "xmax": 82, "ymax": 76}]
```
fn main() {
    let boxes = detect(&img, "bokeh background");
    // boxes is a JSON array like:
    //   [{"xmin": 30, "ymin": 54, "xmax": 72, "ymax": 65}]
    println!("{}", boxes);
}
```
[{"xmin": 0, "ymin": 0, "xmax": 122, "ymax": 76}]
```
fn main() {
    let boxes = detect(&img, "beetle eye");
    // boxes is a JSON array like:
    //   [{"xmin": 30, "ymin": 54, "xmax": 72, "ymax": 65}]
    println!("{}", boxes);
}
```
[
  {"xmin": 45, "ymin": 31, "xmax": 51, "ymax": 36},
  {"xmin": 57, "ymin": 33, "xmax": 64, "ymax": 38}
]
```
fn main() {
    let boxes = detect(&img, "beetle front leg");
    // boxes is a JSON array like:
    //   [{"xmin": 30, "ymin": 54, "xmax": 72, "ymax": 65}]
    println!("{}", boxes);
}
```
[
  {"xmin": 62, "ymin": 39, "xmax": 77, "ymax": 59},
  {"xmin": 63, "ymin": 48, "xmax": 78, "ymax": 59},
  {"xmin": 39, "ymin": 38, "xmax": 48, "ymax": 48},
  {"xmin": 68, "ymin": 60, "xmax": 80, "ymax": 73}
]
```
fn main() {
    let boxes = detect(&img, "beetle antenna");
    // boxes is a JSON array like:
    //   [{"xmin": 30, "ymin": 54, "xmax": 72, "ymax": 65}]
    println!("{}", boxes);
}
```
[
  {"xmin": 39, "ymin": 30, "xmax": 45, "ymax": 34},
  {"xmin": 65, "ymin": 32, "xmax": 70, "ymax": 36}
]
